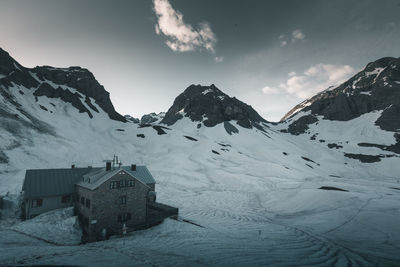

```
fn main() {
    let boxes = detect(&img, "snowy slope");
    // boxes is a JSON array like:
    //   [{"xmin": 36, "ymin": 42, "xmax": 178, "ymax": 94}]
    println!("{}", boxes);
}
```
[{"xmin": 0, "ymin": 49, "xmax": 399, "ymax": 266}]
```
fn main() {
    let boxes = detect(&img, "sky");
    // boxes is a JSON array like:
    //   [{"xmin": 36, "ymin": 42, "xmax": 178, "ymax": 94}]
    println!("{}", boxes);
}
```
[{"xmin": 1, "ymin": 0, "xmax": 400, "ymax": 121}]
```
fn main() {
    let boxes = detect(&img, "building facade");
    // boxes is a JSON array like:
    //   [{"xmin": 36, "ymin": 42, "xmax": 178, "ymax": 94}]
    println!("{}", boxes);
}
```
[
  {"xmin": 75, "ymin": 166, "xmax": 155, "ymax": 241},
  {"xmin": 21, "ymin": 163, "xmax": 167, "ymax": 241}
]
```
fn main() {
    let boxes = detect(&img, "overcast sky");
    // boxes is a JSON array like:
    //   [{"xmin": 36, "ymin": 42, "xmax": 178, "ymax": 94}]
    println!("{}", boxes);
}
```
[{"xmin": 1, "ymin": 0, "xmax": 400, "ymax": 121}]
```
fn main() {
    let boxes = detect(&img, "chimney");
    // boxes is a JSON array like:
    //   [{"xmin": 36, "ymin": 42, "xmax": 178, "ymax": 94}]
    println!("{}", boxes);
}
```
[
  {"xmin": 131, "ymin": 164, "xmax": 136, "ymax": 171},
  {"xmin": 71, "ymin": 164, "xmax": 75, "ymax": 169},
  {"xmin": 106, "ymin": 162, "xmax": 111, "ymax": 171}
]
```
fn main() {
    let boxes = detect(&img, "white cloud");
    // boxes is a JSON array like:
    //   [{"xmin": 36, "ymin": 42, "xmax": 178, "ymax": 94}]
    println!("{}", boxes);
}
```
[
  {"xmin": 262, "ymin": 64, "xmax": 355, "ymax": 98},
  {"xmin": 279, "ymin": 64, "xmax": 355, "ymax": 98},
  {"xmin": 291, "ymin": 29, "xmax": 305, "ymax": 42},
  {"xmin": 153, "ymin": 0, "xmax": 217, "ymax": 53},
  {"xmin": 262, "ymin": 86, "xmax": 280, "ymax": 95},
  {"xmin": 279, "ymin": 30, "xmax": 305, "ymax": 46},
  {"xmin": 215, "ymin": 56, "xmax": 224, "ymax": 63}
]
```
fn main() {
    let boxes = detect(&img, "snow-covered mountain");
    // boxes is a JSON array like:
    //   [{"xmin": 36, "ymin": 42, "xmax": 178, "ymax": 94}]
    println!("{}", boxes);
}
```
[
  {"xmin": 161, "ymin": 84, "xmax": 267, "ymax": 130},
  {"xmin": 278, "ymin": 57, "xmax": 400, "ymax": 164},
  {"xmin": 282, "ymin": 57, "xmax": 400, "ymax": 131},
  {"xmin": 0, "ymin": 48, "xmax": 399, "ymax": 266}
]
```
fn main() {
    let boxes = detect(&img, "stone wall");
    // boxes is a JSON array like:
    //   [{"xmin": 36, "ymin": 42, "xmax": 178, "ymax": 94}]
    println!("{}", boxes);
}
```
[{"xmin": 76, "ymin": 170, "xmax": 150, "ymax": 241}]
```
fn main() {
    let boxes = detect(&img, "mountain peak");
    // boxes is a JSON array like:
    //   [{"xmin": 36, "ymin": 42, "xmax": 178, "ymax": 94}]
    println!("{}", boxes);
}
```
[
  {"xmin": 0, "ymin": 48, "xmax": 126, "ymax": 122},
  {"xmin": 282, "ymin": 56, "xmax": 400, "ymax": 131},
  {"xmin": 0, "ymin": 47, "xmax": 25, "ymax": 76},
  {"xmin": 161, "ymin": 84, "xmax": 266, "ymax": 128}
]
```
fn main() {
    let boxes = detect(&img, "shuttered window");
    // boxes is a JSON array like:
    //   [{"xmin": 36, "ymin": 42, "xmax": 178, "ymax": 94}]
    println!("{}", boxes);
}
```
[{"xmin": 31, "ymin": 199, "xmax": 43, "ymax": 208}]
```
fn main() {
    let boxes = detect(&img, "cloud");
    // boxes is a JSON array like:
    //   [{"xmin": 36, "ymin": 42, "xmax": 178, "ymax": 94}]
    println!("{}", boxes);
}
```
[
  {"xmin": 153, "ymin": 0, "xmax": 217, "ymax": 53},
  {"xmin": 278, "ymin": 30, "xmax": 305, "ymax": 46},
  {"xmin": 262, "ymin": 64, "xmax": 355, "ymax": 98},
  {"xmin": 262, "ymin": 86, "xmax": 280, "ymax": 95},
  {"xmin": 215, "ymin": 56, "xmax": 224, "ymax": 63},
  {"xmin": 291, "ymin": 29, "xmax": 305, "ymax": 42},
  {"xmin": 280, "ymin": 64, "xmax": 355, "ymax": 98}
]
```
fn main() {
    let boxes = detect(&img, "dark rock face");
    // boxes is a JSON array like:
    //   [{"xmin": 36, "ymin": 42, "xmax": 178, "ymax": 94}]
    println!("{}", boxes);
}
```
[
  {"xmin": 344, "ymin": 153, "xmax": 386, "ymax": 163},
  {"xmin": 184, "ymin": 135, "xmax": 198, "ymax": 141},
  {"xmin": 282, "ymin": 57, "xmax": 400, "ymax": 131},
  {"xmin": 0, "ymin": 48, "xmax": 125, "ymax": 122},
  {"xmin": 161, "ymin": 84, "xmax": 266, "ymax": 129},
  {"xmin": 0, "ymin": 150, "xmax": 9, "ymax": 164},
  {"xmin": 33, "ymin": 82, "xmax": 94, "ymax": 118},
  {"xmin": 140, "ymin": 113, "xmax": 161, "ymax": 125},
  {"xmin": 328, "ymin": 143, "xmax": 343, "ymax": 149},
  {"xmin": 358, "ymin": 133, "xmax": 400, "ymax": 154},
  {"xmin": 0, "ymin": 48, "xmax": 39, "ymax": 89},
  {"xmin": 31, "ymin": 66, "xmax": 125, "ymax": 122},
  {"xmin": 287, "ymin": 115, "xmax": 318, "ymax": 135},
  {"xmin": 319, "ymin": 186, "xmax": 348, "ymax": 192},
  {"xmin": 223, "ymin": 121, "xmax": 239, "ymax": 135}
]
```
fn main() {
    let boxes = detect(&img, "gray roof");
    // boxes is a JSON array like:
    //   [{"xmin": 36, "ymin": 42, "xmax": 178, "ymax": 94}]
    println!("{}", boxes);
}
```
[
  {"xmin": 23, "ymin": 166, "xmax": 156, "ymax": 198},
  {"xmin": 77, "ymin": 166, "xmax": 156, "ymax": 190},
  {"xmin": 23, "ymin": 167, "xmax": 93, "ymax": 198}
]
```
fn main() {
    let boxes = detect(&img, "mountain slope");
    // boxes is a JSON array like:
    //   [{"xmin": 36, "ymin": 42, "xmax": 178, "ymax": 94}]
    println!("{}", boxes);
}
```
[
  {"xmin": 282, "ymin": 57, "xmax": 400, "ymax": 131},
  {"xmin": 278, "ymin": 56, "xmax": 400, "ymax": 165},
  {"xmin": 0, "ymin": 48, "xmax": 125, "ymax": 123},
  {"xmin": 161, "ymin": 84, "xmax": 267, "ymax": 131},
  {"xmin": 0, "ymin": 49, "xmax": 399, "ymax": 265}
]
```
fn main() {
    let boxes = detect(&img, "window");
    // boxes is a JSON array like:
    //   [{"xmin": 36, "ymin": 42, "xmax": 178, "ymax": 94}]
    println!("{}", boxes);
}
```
[
  {"xmin": 61, "ymin": 195, "xmax": 71, "ymax": 203},
  {"xmin": 31, "ymin": 199, "xmax": 43, "ymax": 208},
  {"xmin": 86, "ymin": 199, "xmax": 91, "ymax": 208},
  {"xmin": 110, "ymin": 181, "xmax": 117, "ymax": 189},
  {"xmin": 80, "ymin": 196, "xmax": 85, "ymax": 205},
  {"xmin": 110, "ymin": 180, "xmax": 133, "ymax": 189},
  {"xmin": 117, "ymin": 212, "xmax": 131, "ymax": 222},
  {"xmin": 119, "ymin": 196, "xmax": 127, "ymax": 205}
]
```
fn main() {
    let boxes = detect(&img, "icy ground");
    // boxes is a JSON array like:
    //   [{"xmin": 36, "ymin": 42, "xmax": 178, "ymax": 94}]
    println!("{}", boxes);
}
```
[{"xmin": 0, "ymin": 87, "xmax": 400, "ymax": 265}]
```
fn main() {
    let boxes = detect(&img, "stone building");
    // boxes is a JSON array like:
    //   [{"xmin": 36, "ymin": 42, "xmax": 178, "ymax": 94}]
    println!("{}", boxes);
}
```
[
  {"xmin": 22, "ymin": 162, "xmax": 177, "ymax": 242},
  {"xmin": 75, "ymin": 164, "xmax": 156, "ymax": 241}
]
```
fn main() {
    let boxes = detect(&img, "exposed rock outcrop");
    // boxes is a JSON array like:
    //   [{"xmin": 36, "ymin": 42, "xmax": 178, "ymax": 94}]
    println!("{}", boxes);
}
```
[
  {"xmin": 161, "ymin": 84, "xmax": 266, "ymax": 129},
  {"xmin": 282, "ymin": 57, "xmax": 400, "ymax": 132}
]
